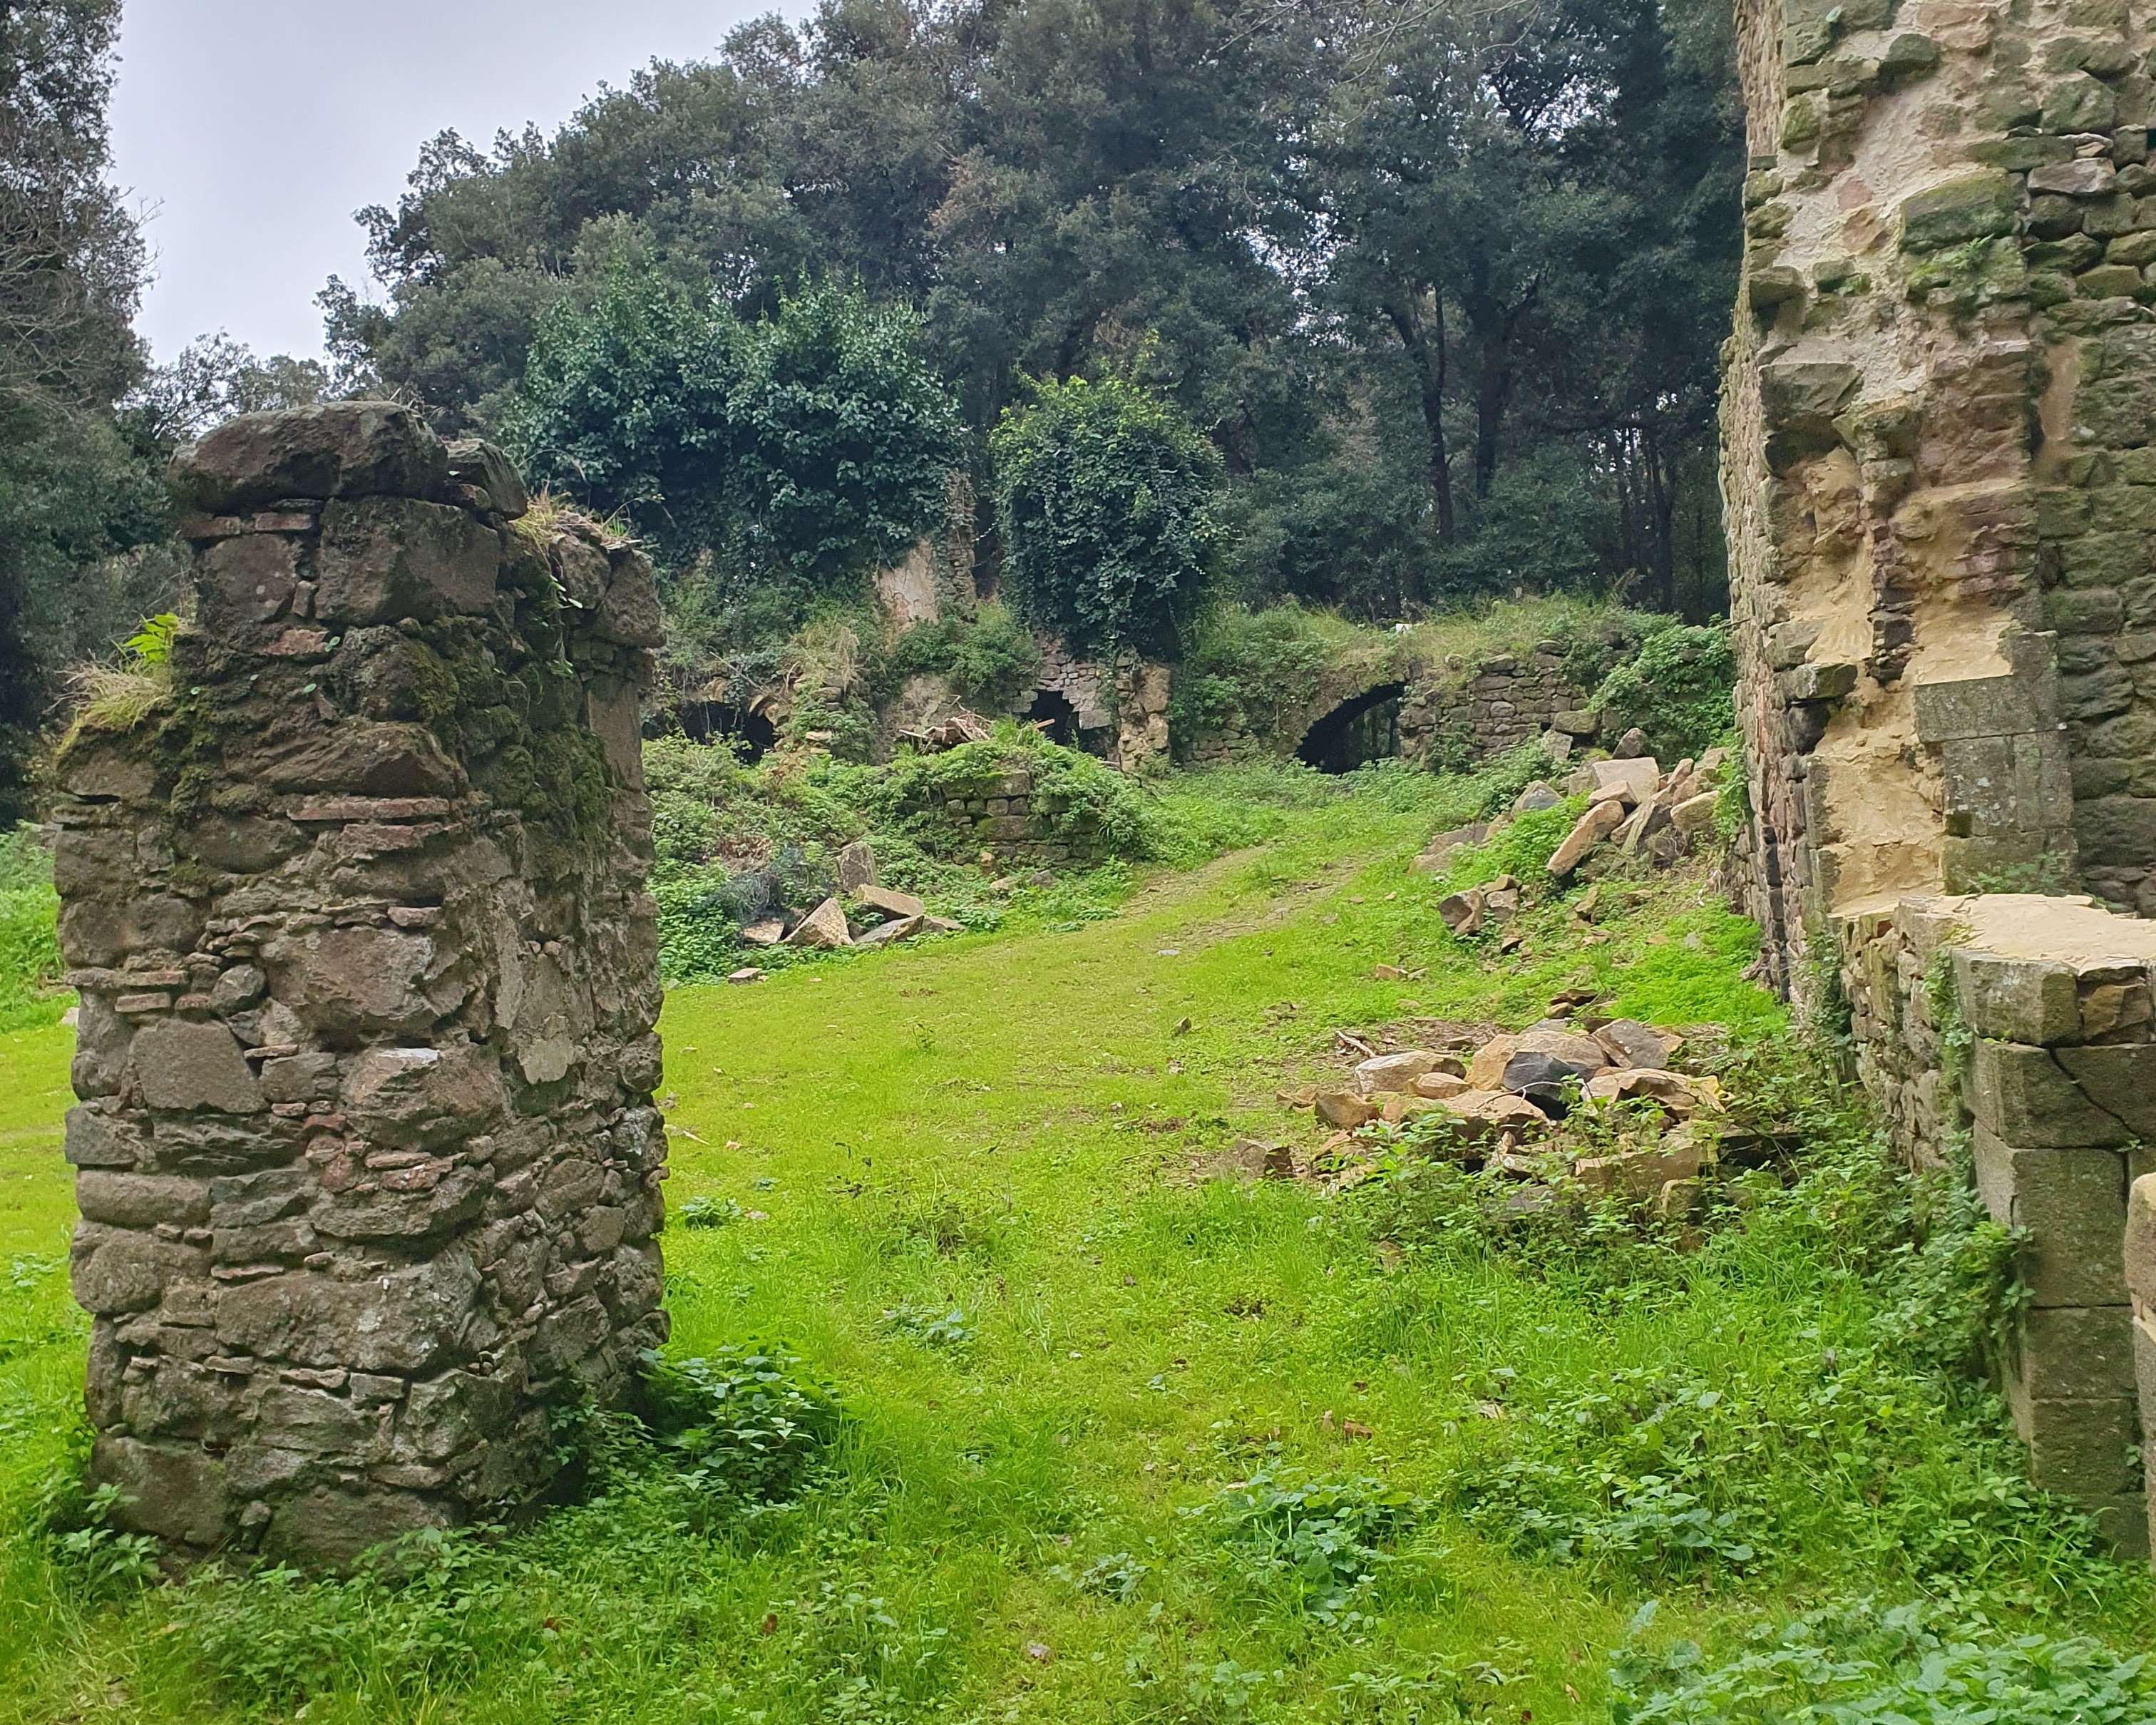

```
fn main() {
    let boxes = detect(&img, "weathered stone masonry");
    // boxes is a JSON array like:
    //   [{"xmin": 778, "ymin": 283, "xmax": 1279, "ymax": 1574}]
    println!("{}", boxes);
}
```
[
  {"xmin": 1721, "ymin": 0, "xmax": 2156, "ymax": 1556},
  {"xmin": 50, "ymin": 404, "xmax": 667, "ymax": 1565}
]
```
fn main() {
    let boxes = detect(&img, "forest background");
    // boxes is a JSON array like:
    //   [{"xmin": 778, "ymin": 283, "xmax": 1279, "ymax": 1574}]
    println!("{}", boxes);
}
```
[{"xmin": 0, "ymin": 0, "xmax": 1741, "ymax": 821}]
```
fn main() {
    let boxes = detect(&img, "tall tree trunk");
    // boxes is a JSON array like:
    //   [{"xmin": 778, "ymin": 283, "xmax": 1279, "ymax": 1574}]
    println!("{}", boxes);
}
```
[
  {"xmin": 1384, "ymin": 291, "xmax": 1453, "ymax": 541},
  {"xmin": 1462, "ymin": 265, "xmax": 1538, "ymax": 501}
]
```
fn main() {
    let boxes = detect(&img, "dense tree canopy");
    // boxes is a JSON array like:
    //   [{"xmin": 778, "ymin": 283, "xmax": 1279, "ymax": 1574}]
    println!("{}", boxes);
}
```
[
  {"xmin": 510, "ymin": 271, "xmax": 961, "ymax": 629},
  {"xmin": 0, "ymin": 1, "xmax": 170, "ymax": 821},
  {"xmin": 326, "ymin": 0, "xmax": 1743, "ymax": 628}
]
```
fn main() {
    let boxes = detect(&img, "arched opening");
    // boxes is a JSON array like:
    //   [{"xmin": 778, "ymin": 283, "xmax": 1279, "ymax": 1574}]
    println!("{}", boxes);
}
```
[
  {"xmin": 1023, "ymin": 687, "xmax": 1079, "ymax": 747},
  {"xmin": 1296, "ymin": 682, "xmax": 1405, "ymax": 774},
  {"xmin": 662, "ymin": 700, "xmax": 777, "ymax": 763}
]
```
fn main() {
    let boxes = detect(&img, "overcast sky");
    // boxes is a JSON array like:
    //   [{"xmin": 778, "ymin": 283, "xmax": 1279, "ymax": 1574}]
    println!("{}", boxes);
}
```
[{"xmin": 111, "ymin": 1, "xmax": 777, "ymax": 367}]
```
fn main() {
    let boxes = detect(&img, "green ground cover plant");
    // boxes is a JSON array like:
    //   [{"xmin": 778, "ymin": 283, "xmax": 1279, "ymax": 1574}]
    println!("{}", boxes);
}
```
[
  {"xmin": 0, "ymin": 767, "xmax": 2142, "ymax": 1722},
  {"xmin": 0, "ymin": 826, "xmax": 62, "ymax": 1030}
]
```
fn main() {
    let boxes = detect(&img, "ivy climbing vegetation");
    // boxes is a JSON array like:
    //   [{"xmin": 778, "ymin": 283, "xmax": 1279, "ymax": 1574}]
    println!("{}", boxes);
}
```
[{"xmin": 990, "ymin": 373, "xmax": 1223, "ymax": 663}]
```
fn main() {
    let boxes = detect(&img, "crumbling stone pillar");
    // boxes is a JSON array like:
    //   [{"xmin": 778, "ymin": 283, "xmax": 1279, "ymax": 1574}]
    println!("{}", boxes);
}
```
[
  {"xmin": 49, "ymin": 403, "xmax": 667, "ymax": 1565},
  {"xmin": 1717, "ymin": 0, "xmax": 2156, "ymax": 993}
]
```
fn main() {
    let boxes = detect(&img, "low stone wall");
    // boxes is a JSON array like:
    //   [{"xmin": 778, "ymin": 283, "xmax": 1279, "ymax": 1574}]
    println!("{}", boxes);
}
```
[
  {"xmin": 898, "ymin": 763, "xmax": 1103, "ymax": 864},
  {"xmin": 50, "ymin": 404, "xmax": 665, "ymax": 1565},
  {"xmin": 1836, "ymin": 892, "xmax": 2152, "ymax": 1555},
  {"xmin": 1400, "ymin": 643, "xmax": 1601, "ymax": 766}
]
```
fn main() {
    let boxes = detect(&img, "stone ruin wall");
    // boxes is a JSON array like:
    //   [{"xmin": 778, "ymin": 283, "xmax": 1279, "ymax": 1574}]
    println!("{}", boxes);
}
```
[
  {"xmin": 1723, "ymin": 0, "xmax": 2156, "ymax": 1557},
  {"xmin": 49, "ymin": 404, "xmax": 667, "ymax": 1566}
]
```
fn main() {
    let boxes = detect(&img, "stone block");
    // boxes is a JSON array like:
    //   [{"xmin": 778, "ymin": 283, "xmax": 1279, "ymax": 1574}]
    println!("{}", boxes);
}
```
[
  {"xmin": 215, "ymin": 1251, "xmax": 483, "ymax": 1373},
  {"xmin": 443, "ymin": 437, "xmax": 528, "ymax": 518},
  {"xmin": 168, "ymin": 401, "xmax": 446, "ymax": 514},
  {"xmin": 1899, "ymin": 173, "xmax": 2016, "ymax": 250},
  {"xmin": 1969, "ymin": 1040, "xmax": 2128, "ymax": 1146},
  {"xmin": 340, "ymin": 1045, "xmax": 505, "ymax": 1150},
  {"xmin": 75, "ymin": 1172, "xmax": 210, "ymax": 1230},
  {"xmin": 265, "ymin": 924, "xmax": 445, "ymax": 1041},
  {"xmin": 592, "ymin": 549, "xmax": 666, "ymax": 648},
  {"xmin": 1972, "ymin": 1129, "xmax": 2128, "ymax": 1307},
  {"xmin": 131, "ymin": 1020, "xmax": 265, "ymax": 1115},
  {"xmin": 2056, "ymin": 1044, "xmax": 2156, "ymax": 1137},
  {"xmin": 69, "ymin": 1222, "xmax": 209, "ymax": 1315},
  {"xmin": 265, "ymin": 1485, "xmax": 452, "ymax": 1569},
  {"xmin": 2011, "ymin": 1304, "xmax": 2135, "ymax": 1403},
  {"xmin": 92, "ymin": 1434, "xmax": 228, "ymax": 1547},
  {"xmin": 2013, "ymin": 1393, "xmax": 2141, "ymax": 1497},
  {"xmin": 2125, "ymin": 1173, "xmax": 2156, "ymax": 1311},
  {"xmin": 315, "ymin": 496, "xmax": 500, "ymax": 625},
  {"xmin": 2074, "ymin": 795, "xmax": 2156, "ymax": 871},
  {"xmin": 197, "ymin": 533, "xmax": 297, "ymax": 628},
  {"xmin": 1954, "ymin": 951, "xmax": 2080, "ymax": 1045},
  {"xmin": 1912, "ymin": 674, "xmax": 2050, "ymax": 742}
]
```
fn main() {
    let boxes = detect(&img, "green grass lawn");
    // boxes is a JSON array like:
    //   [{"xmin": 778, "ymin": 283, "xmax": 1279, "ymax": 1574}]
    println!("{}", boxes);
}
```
[{"xmin": 0, "ymin": 774, "xmax": 2145, "ymax": 1722}]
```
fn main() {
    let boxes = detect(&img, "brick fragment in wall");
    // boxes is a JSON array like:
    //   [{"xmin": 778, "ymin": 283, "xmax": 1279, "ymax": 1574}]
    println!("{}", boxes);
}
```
[{"xmin": 46, "ymin": 406, "xmax": 664, "ymax": 1568}]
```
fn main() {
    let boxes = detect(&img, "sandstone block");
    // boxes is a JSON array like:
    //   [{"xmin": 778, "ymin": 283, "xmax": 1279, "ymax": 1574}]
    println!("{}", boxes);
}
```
[
  {"xmin": 265, "ymin": 1484, "xmax": 452, "ymax": 1569},
  {"xmin": 1899, "ymin": 173, "xmax": 2015, "ymax": 250},
  {"xmin": 786, "ymin": 897, "xmax": 853, "ymax": 949},
  {"xmin": 1547, "ymin": 799, "xmax": 1626, "ymax": 876},
  {"xmin": 2055, "ymin": 1043, "xmax": 2156, "ymax": 1137},
  {"xmin": 247, "ymin": 721, "xmax": 463, "ymax": 799},
  {"xmin": 2015, "ymin": 1395, "xmax": 2140, "ymax": 1497},
  {"xmin": 169, "ymin": 401, "xmax": 446, "ymax": 514},
  {"xmin": 1973, "ymin": 1130, "xmax": 2128, "ymax": 1307},
  {"xmin": 837, "ymin": 839, "xmax": 876, "ymax": 891},
  {"xmin": 592, "ymin": 549, "xmax": 667, "ymax": 647},
  {"xmin": 2125, "ymin": 1172, "xmax": 2156, "ymax": 1311},
  {"xmin": 1970, "ymin": 1040, "xmax": 2127, "ymax": 1146},
  {"xmin": 1954, "ymin": 951, "xmax": 2080, "ymax": 1045},
  {"xmin": 70, "ymin": 1222, "xmax": 209, "ymax": 1315},
  {"xmin": 215, "ymin": 1251, "xmax": 483, "ymax": 1373},
  {"xmin": 63, "ymin": 1105, "xmax": 136, "ymax": 1169},
  {"xmin": 341, "ymin": 1045, "xmax": 505, "ymax": 1150},
  {"xmin": 266, "ymin": 925, "xmax": 444, "ymax": 1041},
  {"xmin": 93, "ymin": 1433, "xmax": 228, "ymax": 1547},
  {"xmin": 1352, "ymin": 1050, "xmax": 1443, "ymax": 1095},
  {"xmin": 197, "ymin": 533, "xmax": 297, "ymax": 628},
  {"xmin": 2011, "ymin": 1304, "xmax": 2135, "ymax": 1403},
  {"xmin": 443, "ymin": 437, "xmax": 528, "ymax": 518},
  {"xmin": 315, "ymin": 497, "xmax": 500, "ymax": 625},
  {"xmin": 75, "ymin": 1172, "xmax": 210, "ymax": 1230}
]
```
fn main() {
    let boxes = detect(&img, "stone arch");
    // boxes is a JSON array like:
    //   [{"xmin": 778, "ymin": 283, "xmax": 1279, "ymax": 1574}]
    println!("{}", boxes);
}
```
[{"xmin": 1295, "ymin": 681, "xmax": 1406, "ymax": 772}]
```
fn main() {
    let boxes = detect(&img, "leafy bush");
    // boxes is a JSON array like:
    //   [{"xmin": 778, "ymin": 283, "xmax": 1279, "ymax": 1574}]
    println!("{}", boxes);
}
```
[
  {"xmin": 1609, "ymin": 1600, "xmax": 2156, "ymax": 1724},
  {"xmin": 1591, "ymin": 620, "xmax": 1735, "ymax": 762},
  {"xmin": 881, "ymin": 600, "xmax": 1042, "ymax": 712},
  {"xmin": 1187, "ymin": 1472, "xmax": 1420, "ymax": 1622},
  {"xmin": 991, "ymin": 374, "xmax": 1221, "ymax": 661},
  {"xmin": 637, "ymin": 1345, "xmax": 844, "ymax": 1508}
]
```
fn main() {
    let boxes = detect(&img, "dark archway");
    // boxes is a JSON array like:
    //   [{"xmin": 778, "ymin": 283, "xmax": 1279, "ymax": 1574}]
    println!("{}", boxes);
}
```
[
  {"xmin": 1024, "ymin": 687, "xmax": 1079, "ymax": 746},
  {"xmin": 660, "ymin": 701, "xmax": 777, "ymax": 762},
  {"xmin": 1296, "ymin": 682, "xmax": 1405, "ymax": 774}
]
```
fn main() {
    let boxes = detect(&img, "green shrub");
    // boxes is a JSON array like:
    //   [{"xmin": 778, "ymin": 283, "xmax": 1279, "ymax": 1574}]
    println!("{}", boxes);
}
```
[
  {"xmin": 1590, "ymin": 620, "xmax": 1735, "ymax": 762},
  {"xmin": 1187, "ymin": 1471, "xmax": 1421, "ymax": 1622},
  {"xmin": 1609, "ymin": 1600, "xmax": 2156, "ymax": 1724},
  {"xmin": 636, "ymin": 1345, "xmax": 845, "ymax": 1509},
  {"xmin": 1168, "ymin": 602, "xmax": 1342, "ymax": 753}
]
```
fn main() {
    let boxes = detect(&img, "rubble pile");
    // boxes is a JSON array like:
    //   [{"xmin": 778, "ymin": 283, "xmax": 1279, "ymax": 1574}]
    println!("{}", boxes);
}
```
[
  {"xmin": 1416, "ymin": 749, "xmax": 1730, "ymax": 947},
  {"xmin": 1278, "ymin": 1009, "xmax": 1729, "ymax": 1214}
]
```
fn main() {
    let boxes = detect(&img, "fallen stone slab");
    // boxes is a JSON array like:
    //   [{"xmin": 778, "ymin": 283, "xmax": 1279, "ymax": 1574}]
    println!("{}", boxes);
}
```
[
  {"xmin": 855, "ymin": 914, "xmax": 924, "ymax": 948},
  {"xmin": 785, "ymin": 897, "xmax": 854, "ymax": 949},
  {"xmin": 1591, "ymin": 1018, "xmax": 1669, "ymax": 1070},
  {"xmin": 1439, "ymin": 889, "xmax": 1486, "ymax": 935},
  {"xmin": 856, "ymin": 884, "xmax": 926, "ymax": 920},
  {"xmin": 1589, "ymin": 757, "xmax": 1661, "ymax": 802},
  {"xmin": 1547, "ymin": 799, "xmax": 1626, "ymax": 876},
  {"xmin": 739, "ymin": 918, "xmax": 786, "ymax": 947}
]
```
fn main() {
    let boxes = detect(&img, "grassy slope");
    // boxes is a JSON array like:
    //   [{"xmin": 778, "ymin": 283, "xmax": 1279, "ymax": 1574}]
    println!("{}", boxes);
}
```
[{"xmin": 0, "ymin": 780, "xmax": 2140, "ymax": 1721}]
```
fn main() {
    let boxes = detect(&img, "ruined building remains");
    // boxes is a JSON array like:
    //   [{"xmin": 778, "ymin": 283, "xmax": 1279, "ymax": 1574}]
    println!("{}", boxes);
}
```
[
  {"xmin": 50, "ymin": 404, "xmax": 666, "ymax": 1565},
  {"xmin": 1724, "ymin": 0, "xmax": 2156, "ymax": 1555}
]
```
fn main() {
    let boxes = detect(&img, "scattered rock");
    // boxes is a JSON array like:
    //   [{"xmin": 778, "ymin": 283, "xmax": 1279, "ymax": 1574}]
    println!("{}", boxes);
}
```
[
  {"xmin": 1574, "ymin": 1135, "xmax": 1705, "ymax": 1200},
  {"xmin": 1315, "ymin": 1092, "xmax": 1380, "ymax": 1130},
  {"xmin": 1513, "ymin": 781, "xmax": 1563, "ymax": 813},
  {"xmin": 784, "ymin": 897, "xmax": 853, "ymax": 949},
  {"xmin": 1482, "ymin": 877, "xmax": 1521, "ymax": 923},
  {"xmin": 855, "ymin": 914, "xmax": 924, "ymax": 948},
  {"xmin": 1352, "ymin": 1050, "xmax": 1443, "ymax": 1095},
  {"xmin": 838, "ymin": 840, "xmax": 877, "ymax": 892},
  {"xmin": 1588, "ymin": 757, "xmax": 1661, "ymax": 803},
  {"xmin": 1671, "ymin": 791, "xmax": 1719, "ymax": 835},
  {"xmin": 1464, "ymin": 1034, "xmax": 1520, "ymax": 1090},
  {"xmin": 1412, "ymin": 823, "xmax": 1487, "ymax": 874},
  {"xmin": 728, "ymin": 968, "xmax": 766, "ymax": 985},
  {"xmin": 1438, "ymin": 889, "xmax": 1485, "ymax": 935},
  {"xmin": 1412, "ymin": 1070, "xmax": 1470, "ymax": 1100},
  {"xmin": 1612, "ymin": 727, "xmax": 1648, "ymax": 759},
  {"xmin": 739, "ymin": 918, "xmax": 786, "ymax": 947},
  {"xmin": 1591, "ymin": 1018, "xmax": 1668, "ymax": 1070}
]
